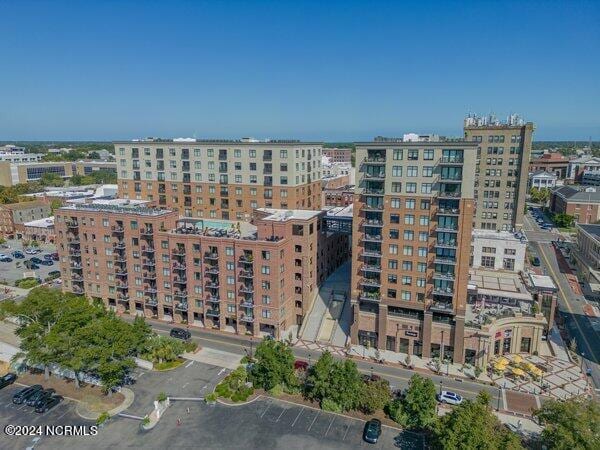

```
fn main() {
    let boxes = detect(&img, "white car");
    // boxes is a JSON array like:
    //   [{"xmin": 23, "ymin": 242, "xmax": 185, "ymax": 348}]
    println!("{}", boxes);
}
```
[
  {"xmin": 25, "ymin": 248, "xmax": 39, "ymax": 255},
  {"xmin": 437, "ymin": 390, "xmax": 463, "ymax": 405}
]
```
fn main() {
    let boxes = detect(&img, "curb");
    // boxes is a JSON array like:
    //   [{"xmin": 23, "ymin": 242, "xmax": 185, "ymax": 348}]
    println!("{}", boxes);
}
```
[{"xmin": 215, "ymin": 394, "xmax": 262, "ymax": 407}]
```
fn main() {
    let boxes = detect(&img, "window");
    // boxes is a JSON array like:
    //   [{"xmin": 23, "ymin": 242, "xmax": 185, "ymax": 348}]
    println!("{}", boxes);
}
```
[
  {"xmin": 391, "ymin": 198, "xmax": 401, "ymax": 208},
  {"xmin": 402, "ymin": 291, "xmax": 411, "ymax": 301},
  {"xmin": 419, "ymin": 215, "xmax": 429, "ymax": 226},
  {"xmin": 407, "ymin": 166, "xmax": 418, "ymax": 177},
  {"xmin": 481, "ymin": 256, "xmax": 495, "ymax": 268},
  {"xmin": 402, "ymin": 261, "xmax": 413, "ymax": 271},
  {"xmin": 423, "ymin": 149, "xmax": 434, "ymax": 160},
  {"xmin": 403, "ymin": 245, "xmax": 413, "ymax": 256},
  {"xmin": 418, "ymin": 247, "xmax": 427, "ymax": 257},
  {"xmin": 389, "ymin": 244, "xmax": 398, "ymax": 255},
  {"xmin": 402, "ymin": 276, "xmax": 412, "ymax": 285},
  {"xmin": 408, "ymin": 149, "xmax": 418, "ymax": 160},
  {"xmin": 393, "ymin": 149, "xmax": 403, "ymax": 160},
  {"xmin": 392, "ymin": 166, "xmax": 403, "ymax": 177},
  {"xmin": 404, "ymin": 215, "xmax": 415, "ymax": 225},
  {"xmin": 422, "ymin": 166, "xmax": 433, "ymax": 177},
  {"xmin": 482, "ymin": 247, "xmax": 496, "ymax": 254},
  {"xmin": 261, "ymin": 265, "xmax": 270, "ymax": 274},
  {"xmin": 391, "ymin": 182, "xmax": 402, "ymax": 193},
  {"xmin": 405, "ymin": 199, "xmax": 415, "ymax": 209},
  {"xmin": 406, "ymin": 183, "xmax": 417, "ymax": 193},
  {"xmin": 388, "ymin": 274, "xmax": 397, "ymax": 284}
]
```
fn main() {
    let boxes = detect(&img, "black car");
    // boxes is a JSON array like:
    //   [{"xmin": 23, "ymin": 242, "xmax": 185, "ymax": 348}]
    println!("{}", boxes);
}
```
[
  {"xmin": 0, "ymin": 373, "xmax": 17, "ymax": 389},
  {"xmin": 35, "ymin": 395, "xmax": 63, "ymax": 413},
  {"xmin": 26, "ymin": 388, "xmax": 56, "ymax": 407},
  {"xmin": 12, "ymin": 385, "xmax": 43, "ymax": 404},
  {"xmin": 0, "ymin": 257, "xmax": 12, "ymax": 262},
  {"xmin": 24, "ymin": 261, "xmax": 40, "ymax": 269},
  {"xmin": 170, "ymin": 327, "xmax": 191, "ymax": 340},
  {"xmin": 39, "ymin": 259, "xmax": 53, "ymax": 266},
  {"xmin": 30, "ymin": 257, "xmax": 43, "ymax": 264},
  {"xmin": 48, "ymin": 270, "xmax": 61, "ymax": 279},
  {"xmin": 51, "ymin": 253, "xmax": 60, "ymax": 261},
  {"xmin": 11, "ymin": 251, "xmax": 24, "ymax": 259},
  {"xmin": 363, "ymin": 419, "xmax": 382, "ymax": 444}
]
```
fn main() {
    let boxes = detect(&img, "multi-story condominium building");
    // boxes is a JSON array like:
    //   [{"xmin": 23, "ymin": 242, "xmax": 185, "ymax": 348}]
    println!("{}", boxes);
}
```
[
  {"xmin": 470, "ymin": 229, "xmax": 527, "ymax": 272},
  {"xmin": 350, "ymin": 139, "xmax": 477, "ymax": 363},
  {"xmin": 0, "ymin": 160, "xmax": 117, "ymax": 186},
  {"xmin": 464, "ymin": 114, "xmax": 534, "ymax": 231},
  {"xmin": 56, "ymin": 202, "xmax": 349, "ymax": 339},
  {"xmin": 322, "ymin": 147, "xmax": 351, "ymax": 163},
  {"xmin": 0, "ymin": 200, "xmax": 51, "ymax": 238},
  {"xmin": 114, "ymin": 139, "xmax": 323, "ymax": 220}
]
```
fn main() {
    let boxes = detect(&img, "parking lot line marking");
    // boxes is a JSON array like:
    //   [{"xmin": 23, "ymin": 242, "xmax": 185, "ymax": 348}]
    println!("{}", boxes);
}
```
[
  {"xmin": 55, "ymin": 408, "xmax": 70, "ymax": 421},
  {"xmin": 182, "ymin": 382, "xmax": 189, "ymax": 389},
  {"xmin": 324, "ymin": 416, "xmax": 335, "ymax": 436},
  {"xmin": 307, "ymin": 412, "xmax": 319, "ymax": 431},
  {"xmin": 260, "ymin": 403, "xmax": 271, "ymax": 418},
  {"xmin": 291, "ymin": 407, "xmax": 304, "ymax": 427},
  {"xmin": 217, "ymin": 368, "xmax": 226, "ymax": 376},
  {"xmin": 342, "ymin": 423, "xmax": 350, "ymax": 441},
  {"xmin": 185, "ymin": 361, "xmax": 194, "ymax": 368},
  {"xmin": 276, "ymin": 408, "xmax": 286, "ymax": 422}
]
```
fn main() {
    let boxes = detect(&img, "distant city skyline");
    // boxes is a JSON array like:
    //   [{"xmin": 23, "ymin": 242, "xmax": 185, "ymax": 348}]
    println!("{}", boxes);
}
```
[{"xmin": 1, "ymin": 1, "xmax": 598, "ymax": 141}]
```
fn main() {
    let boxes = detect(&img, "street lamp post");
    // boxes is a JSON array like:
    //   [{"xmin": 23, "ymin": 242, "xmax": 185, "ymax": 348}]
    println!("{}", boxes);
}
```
[{"xmin": 497, "ymin": 387, "xmax": 502, "ymax": 411}]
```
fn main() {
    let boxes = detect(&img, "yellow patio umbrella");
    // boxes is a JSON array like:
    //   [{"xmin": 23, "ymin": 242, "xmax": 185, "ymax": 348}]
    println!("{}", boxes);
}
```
[
  {"xmin": 511, "ymin": 367, "xmax": 526, "ymax": 377},
  {"xmin": 497, "ymin": 356, "xmax": 510, "ymax": 366},
  {"xmin": 494, "ymin": 361, "xmax": 508, "ymax": 371},
  {"xmin": 512, "ymin": 355, "xmax": 523, "ymax": 364}
]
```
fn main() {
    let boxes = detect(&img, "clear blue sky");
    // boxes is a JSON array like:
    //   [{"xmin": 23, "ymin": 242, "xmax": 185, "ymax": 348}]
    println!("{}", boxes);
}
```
[{"xmin": 1, "ymin": 0, "xmax": 598, "ymax": 141}]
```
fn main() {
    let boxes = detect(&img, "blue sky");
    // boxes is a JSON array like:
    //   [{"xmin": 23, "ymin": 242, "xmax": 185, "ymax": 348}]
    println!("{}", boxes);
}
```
[{"xmin": 1, "ymin": 0, "xmax": 598, "ymax": 141}]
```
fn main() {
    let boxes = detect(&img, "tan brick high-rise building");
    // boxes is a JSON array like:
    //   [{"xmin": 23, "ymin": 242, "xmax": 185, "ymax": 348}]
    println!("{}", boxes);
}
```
[
  {"xmin": 114, "ymin": 139, "xmax": 323, "ymax": 220},
  {"xmin": 464, "ymin": 114, "xmax": 534, "ymax": 231},
  {"xmin": 350, "ymin": 139, "xmax": 477, "ymax": 363}
]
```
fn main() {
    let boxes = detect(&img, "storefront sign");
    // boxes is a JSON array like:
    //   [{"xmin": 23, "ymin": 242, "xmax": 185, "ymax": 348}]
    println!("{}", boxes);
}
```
[{"xmin": 405, "ymin": 330, "xmax": 418, "ymax": 337}]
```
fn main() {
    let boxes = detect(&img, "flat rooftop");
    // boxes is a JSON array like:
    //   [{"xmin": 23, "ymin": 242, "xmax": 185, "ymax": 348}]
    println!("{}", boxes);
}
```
[
  {"xmin": 24, "ymin": 216, "xmax": 54, "ymax": 229},
  {"xmin": 468, "ymin": 269, "xmax": 532, "ymax": 301},
  {"xmin": 472, "ymin": 229, "xmax": 527, "ymax": 242},
  {"xmin": 256, "ymin": 208, "xmax": 322, "ymax": 221},
  {"xmin": 324, "ymin": 204, "xmax": 354, "ymax": 218},
  {"xmin": 114, "ymin": 139, "xmax": 323, "ymax": 145},
  {"xmin": 173, "ymin": 217, "xmax": 257, "ymax": 240},
  {"xmin": 59, "ymin": 200, "xmax": 171, "ymax": 216},
  {"xmin": 578, "ymin": 224, "xmax": 600, "ymax": 240},
  {"xmin": 528, "ymin": 274, "xmax": 557, "ymax": 290}
]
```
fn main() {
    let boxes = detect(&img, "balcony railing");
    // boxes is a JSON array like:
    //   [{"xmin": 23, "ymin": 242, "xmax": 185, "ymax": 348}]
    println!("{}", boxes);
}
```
[
  {"xmin": 143, "ymin": 272, "xmax": 156, "ymax": 279},
  {"xmin": 363, "ymin": 188, "xmax": 384, "ymax": 196},
  {"xmin": 361, "ymin": 250, "xmax": 382, "ymax": 258},
  {"xmin": 239, "ymin": 315, "xmax": 254, "ymax": 323},
  {"xmin": 173, "ymin": 263, "xmax": 186, "ymax": 271},
  {"xmin": 142, "ymin": 246, "xmax": 155, "ymax": 254},
  {"xmin": 361, "ymin": 157, "xmax": 386, "ymax": 165},
  {"xmin": 113, "ymin": 241, "xmax": 126, "ymax": 250},
  {"xmin": 144, "ymin": 287, "xmax": 158, "ymax": 294},
  {"xmin": 174, "ymin": 291, "xmax": 188, "ymax": 299},
  {"xmin": 434, "ymin": 257, "xmax": 457, "ymax": 265},
  {"xmin": 115, "ymin": 269, "xmax": 128, "ymax": 277},
  {"xmin": 433, "ymin": 272, "xmax": 455, "ymax": 281},
  {"xmin": 205, "ymin": 309, "xmax": 220, "ymax": 317},
  {"xmin": 437, "ymin": 191, "xmax": 462, "ymax": 199},
  {"xmin": 66, "ymin": 220, "xmax": 79, "ymax": 228},
  {"xmin": 239, "ymin": 270, "xmax": 254, "ymax": 278},
  {"xmin": 429, "ymin": 302, "xmax": 454, "ymax": 312},
  {"xmin": 205, "ymin": 266, "xmax": 219, "ymax": 275},
  {"xmin": 239, "ymin": 254, "xmax": 253, "ymax": 264},
  {"xmin": 173, "ymin": 277, "xmax": 187, "ymax": 285},
  {"xmin": 359, "ymin": 292, "xmax": 381, "ymax": 302},
  {"xmin": 175, "ymin": 302, "xmax": 188, "ymax": 311},
  {"xmin": 363, "ymin": 172, "xmax": 385, "ymax": 181},
  {"xmin": 112, "ymin": 225, "xmax": 124, "ymax": 234},
  {"xmin": 361, "ymin": 204, "xmax": 384, "ymax": 212},
  {"xmin": 205, "ymin": 282, "xmax": 220, "ymax": 290},
  {"xmin": 437, "ymin": 207, "xmax": 460, "ymax": 215},
  {"xmin": 206, "ymin": 296, "xmax": 220, "ymax": 303},
  {"xmin": 116, "ymin": 284, "xmax": 128, "ymax": 290},
  {"xmin": 439, "ymin": 156, "xmax": 464, "ymax": 164},
  {"xmin": 142, "ymin": 259, "xmax": 156, "ymax": 267},
  {"xmin": 361, "ymin": 265, "xmax": 382, "ymax": 273},
  {"xmin": 435, "ymin": 240, "xmax": 457, "ymax": 249},
  {"xmin": 117, "ymin": 294, "xmax": 130, "ymax": 302},
  {"xmin": 145, "ymin": 298, "xmax": 158, "ymax": 307},
  {"xmin": 172, "ymin": 248, "xmax": 186, "ymax": 257},
  {"xmin": 433, "ymin": 287, "xmax": 454, "ymax": 297},
  {"xmin": 361, "ymin": 219, "xmax": 384, "ymax": 227},
  {"xmin": 362, "ymin": 234, "xmax": 382, "ymax": 242},
  {"xmin": 240, "ymin": 301, "xmax": 254, "ymax": 308},
  {"xmin": 239, "ymin": 285, "xmax": 254, "ymax": 294},
  {"xmin": 360, "ymin": 278, "xmax": 382, "ymax": 288},
  {"xmin": 140, "ymin": 228, "xmax": 154, "ymax": 236}
]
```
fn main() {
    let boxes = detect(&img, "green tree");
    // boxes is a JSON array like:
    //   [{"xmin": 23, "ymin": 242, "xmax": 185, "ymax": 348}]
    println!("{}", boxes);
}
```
[
  {"xmin": 553, "ymin": 213, "xmax": 575, "ymax": 228},
  {"xmin": 390, "ymin": 374, "xmax": 438, "ymax": 429},
  {"xmin": 530, "ymin": 187, "xmax": 550, "ymax": 204},
  {"xmin": 434, "ymin": 391, "xmax": 523, "ymax": 450},
  {"xmin": 534, "ymin": 397, "xmax": 600, "ymax": 450},
  {"xmin": 250, "ymin": 338, "xmax": 297, "ymax": 391},
  {"xmin": 359, "ymin": 378, "xmax": 391, "ymax": 414},
  {"xmin": 143, "ymin": 335, "xmax": 186, "ymax": 364},
  {"xmin": 40, "ymin": 172, "xmax": 64, "ymax": 187},
  {"xmin": 305, "ymin": 352, "xmax": 364, "ymax": 412},
  {"xmin": 50, "ymin": 198, "xmax": 63, "ymax": 213}
]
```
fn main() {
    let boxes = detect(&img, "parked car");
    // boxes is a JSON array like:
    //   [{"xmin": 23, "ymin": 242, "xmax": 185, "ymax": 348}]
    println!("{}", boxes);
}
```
[
  {"xmin": 24, "ymin": 260, "xmax": 39, "ymax": 269},
  {"xmin": 30, "ymin": 257, "xmax": 43, "ymax": 264},
  {"xmin": 11, "ymin": 251, "xmax": 24, "ymax": 259},
  {"xmin": 0, "ymin": 256, "xmax": 13, "ymax": 263},
  {"xmin": 26, "ymin": 388, "xmax": 56, "ymax": 407},
  {"xmin": 35, "ymin": 395, "xmax": 63, "ymax": 413},
  {"xmin": 39, "ymin": 259, "xmax": 53, "ymax": 266},
  {"xmin": 294, "ymin": 360, "xmax": 309, "ymax": 371},
  {"xmin": 437, "ymin": 390, "xmax": 463, "ymax": 405},
  {"xmin": 532, "ymin": 256, "xmax": 541, "ymax": 267},
  {"xmin": 363, "ymin": 418, "xmax": 382, "ymax": 444},
  {"xmin": 169, "ymin": 327, "xmax": 191, "ymax": 340},
  {"xmin": 43, "ymin": 254, "xmax": 53, "ymax": 260},
  {"xmin": 47, "ymin": 270, "xmax": 61, "ymax": 279},
  {"xmin": 25, "ymin": 248, "xmax": 40, "ymax": 255},
  {"xmin": 12, "ymin": 385, "xmax": 43, "ymax": 404},
  {"xmin": 50, "ymin": 252, "xmax": 59, "ymax": 261},
  {"xmin": 0, "ymin": 373, "xmax": 17, "ymax": 389}
]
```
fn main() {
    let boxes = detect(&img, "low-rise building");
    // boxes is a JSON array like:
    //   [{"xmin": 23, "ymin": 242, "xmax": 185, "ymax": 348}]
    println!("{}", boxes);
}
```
[
  {"xmin": 22, "ymin": 216, "xmax": 55, "ymax": 243},
  {"xmin": 570, "ymin": 224, "xmax": 600, "ymax": 299},
  {"xmin": 550, "ymin": 185, "xmax": 600, "ymax": 224},
  {"xmin": 56, "ymin": 203, "xmax": 349, "ymax": 339},
  {"xmin": 567, "ymin": 155, "xmax": 600, "ymax": 181},
  {"xmin": 322, "ymin": 147, "xmax": 351, "ymax": 163},
  {"xmin": 529, "ymin": 170, "xmax": 557, "ymax": 190},
  {"xmin": 0, "ymin": 160, "xmax": 117, "ymax": 186},
  {"xmin": 529, "ymin": 152, "xmax": 569, "ymax": 178},
  {"xmin": 471, "ymin": 230, "xmax": 527, "ymax": 272},
  {"xmin": 321, "ymin": 174, "xmax": 354, "ymax": 207},
  {"xmin": 0, "ymin": 200, "xmax": 52, "ymax": 238}
]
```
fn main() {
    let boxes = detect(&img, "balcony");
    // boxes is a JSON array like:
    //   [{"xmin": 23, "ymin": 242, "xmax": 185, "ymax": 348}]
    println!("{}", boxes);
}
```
[
  {"xmin": 362, "ymin": 234, "xmax": 382, "ymax": 243},
  {"xmin": 205, "ymin": 252, "xmax": 219, "ymax": 261},
  {"xmin": 240, "ymin": 301, "xmax": 254, "ymax": 308},
  {"xmin": 143, "ymin": 272, "xmax": 156, "ymax": 280},
  {"xmin": 174, "ymin": 291, "xmax": 188, "ymax": 299},
  {"xmin": 438, "ymin": 156, "xmax": 464, "ymax": 165},
  {"xmin": 71, "ymin": 274, "xmax": 83, "ymax": 281},
  {"xmin": 71, "ymin": 286, "xmax": 84, "ymax": 294},
  {"xmin": 360, "ymin": 278, "xmax": 381, "ymax": 288},
  {"xmin": 66, "ymin": 220, "xmax": 79, "ymax": 228},
  {"xmin": 361, "ymin": 203, "xmax": 384, "ymax": 212},
  {"xmin": 206, "ymin": 309, "xmax": 220, "ymax": 317},
  {"xmin": 363, "ymin": 172, "xmax": 385, "ymax": 181},
  {"xmin": 175, "ymin": 302, "xmax": 188, "ymax": 311},
  {"xmin": 67, "ymin": 237, "xmax": 80, "ymax": 245},
  {"xmin": 439, "ymin": 177, "xmax": 462, "ymax": 184},
  {"xmin": 173, "ymin": 277, "xmax": 187, "ymax": 285},
  {"xmin": 140, "ymin": 228, "xmax": 154, "ymax": 236},
  {"xmin": 114, "ymin": 254, "xmax": 127, "ymax": 263},
  {"xmin": 113, "ymin": 241, "xmax": 126, "ymax": 250},
  {"xmin": 433, "ymin": 287, "xmax": 454, "ymax": 297},
  {"xmin": 361, "ymin": 156, "xmax": 386, "ymax": 166},
  {"xmin": 359, "ymin": 292, "xmax": 381, "ymax": 302},
  {"xmin": 145, "ymin": 298, "xmax": 158, "ymax": 307},
  {"xmin": 435, "ymin": 240, "xmax": 457, "ymax": 249},
  {"xmin": 141, "ymin": 246, "xmax": 155, "ymax": 254},
  {"xmin": 437, "ymin": 190, "xmax": 462, "ymax": 199},
  {"xmin": 239, "ymin": 254, "xmax": 253, "ymax": 264},
  {"xmin": 239, "ymin": 285, "xmax": 254, "ymax": 294},
  {"xmin": 205, "ymin": 266, "xmax": 219, "ymax": 275},
  {"xmin": 172, "ymin": 248, "xmax": 186, "ymax": 257},
  {"xmin": 69, "ymin": 249, "xmax": 81, "ymax": 257},
  {"xmin": 361, "ymin": 265, "xmax": 382, "ymax": 273},
  {"xmin": 205, "ymin": 282, "xmax": 220, "ymax": 290},
  {"xmin": 144, "ymin": 286, "xmax": 158, "ymax": 294},
  {"xmin": 206, "ymin": 296, "xmax": 220, "ymax": 304},
  {"xmin": 238, "ymin": 269, "xmax": 254, "ymax": 279},
  {"xmin": 361, "ymin": 219, "xmax": 383, "ymax": 228},
  {"xmin": 429, "ymin": 301, "xmax": 454, "ymax": 313},
  {"xmin": 434, "ymin": 257, "xmax": 457, "ymax": 265},
  {"xmin": 173, "ymin": 263, "xmax": 186, "ymax": 271},
  {"xmin": 71, "ymin": 264, "xmax": 83, "ymax": 270},
  {"xmin": 433, "ymin": 272, "xmax": 455, "ymax": 281},
  {"xmin": 362, "ymin": 188, "xmax": 384, "ymax": 196},
  {"xmin": 437, "ymin": 207, "xmax": 460, "ymax": 216},
  {"xmin": 142, "ymin": 259, "xmax": 156, "ymax": 268},
  {"xmin": 239, "ymin": 315, "xmax": 254, "ymax": 323},
  {"xmin": 116, "ymin": 283, "xmax": 128, "ymax": 290},
  {"xmin": 115, "ymin": 269, "xmax": 128, "ymax": 277},
  {"xmin": 361, "ymin": 250, "xmax": 382, "ymax": 259},
  {"xmin": 112, "ymin": 225, "xmax": 124, "ymax": 234},
  {"xmin": 117, "ymin": 294, "xmax": 130, "ymax": 302}
]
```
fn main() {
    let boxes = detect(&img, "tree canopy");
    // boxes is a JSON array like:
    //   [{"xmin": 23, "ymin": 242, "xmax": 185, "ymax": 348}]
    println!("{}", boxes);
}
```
[
  {"xmin": 387, "ymin": 374, "xmax": 438, "ymax": 429},
  {"xmin": 552, "ymin": 212, "xmax": 574, "ymax": 228},
  {"xmin": 250, "ymin": 338, "xmax": 297, "ymax": 391},
  {"xmin": 529, "ymin": 187, "xmax": 550, "ymax": 204},
  {"xmin": 534, "ymin": 397, "xmax": 600, "ymax": 450}
]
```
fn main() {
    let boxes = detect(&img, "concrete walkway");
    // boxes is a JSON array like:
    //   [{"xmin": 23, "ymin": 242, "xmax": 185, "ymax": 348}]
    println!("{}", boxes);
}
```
[
  {"xmin": 183, "ymin": 347, "xmax": 241, "ymax": 370},
  {"xmin": 300, "ymin": 261, "xmax": 351, "ymax": 344}
]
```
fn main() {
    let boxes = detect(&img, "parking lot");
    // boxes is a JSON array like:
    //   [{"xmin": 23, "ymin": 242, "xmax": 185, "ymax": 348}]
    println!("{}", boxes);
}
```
[
  {"xmin": 0, "ymin": 239, "xmax": 59, "ymax": 286},
  {"xmin": 0, "ymin": 385, "xmax": 96, "ymax": 450}
]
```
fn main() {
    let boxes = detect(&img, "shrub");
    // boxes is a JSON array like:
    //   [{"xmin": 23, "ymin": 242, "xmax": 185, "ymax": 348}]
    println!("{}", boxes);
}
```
[
  {"xmin": 156, "ymin": 391, "xmax": 167, "ymax": 402},
  {"xmin": 96, "ymin": 412, "xmax": 110, "ymax": 426},
  {"xmin": 16, "ymin": 278, "xmax": 40, "ymax": 289},
  {"xmin": 215, "ymin": 382, "xmax": 232, "ymax": 399},
  {"xmin": 205, "ymin": 392, "xmax": 217, "ymax": 403},
  {"xmin": 184, "ymin": 341, "xmax": 198, "ymax": 353},
  {"xmin": 321, "ymin": 398, "xmax": 342, "ymax": 413},
  {"xmin": 141, "ymin": 416, "xmax": 150, "ymax": 426},
  {"xmin": 268, "ymin": 384, "xmax": 284, "ymax": 398}
]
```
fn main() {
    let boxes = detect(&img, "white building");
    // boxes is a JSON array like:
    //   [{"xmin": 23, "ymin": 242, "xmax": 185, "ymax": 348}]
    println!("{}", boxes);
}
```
[
  {"xmin": 567, "ymin": 155, "xmax": 600, "ymax": 179},
  {"xmin": 471, "ymin": 229, "xmax": 527, "ymax": 272},
  {"xmin": 529, "ymin": 170, "xmax": 557, "ymax": 190}
]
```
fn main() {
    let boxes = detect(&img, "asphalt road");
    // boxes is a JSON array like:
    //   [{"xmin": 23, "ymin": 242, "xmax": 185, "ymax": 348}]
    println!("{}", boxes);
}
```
[
  {"xmin": 122, "ymin": 316, "xmax": 507, "ymax": 410},
  {"xmin": 523, "ymin": 209, "xmax": 600, "ymax": 389}
]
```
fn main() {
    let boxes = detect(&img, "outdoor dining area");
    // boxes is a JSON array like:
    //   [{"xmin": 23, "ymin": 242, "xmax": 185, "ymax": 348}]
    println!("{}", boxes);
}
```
[{"xmin": 491, "ymin": 354, "xmax": 545, "ymax": 381}]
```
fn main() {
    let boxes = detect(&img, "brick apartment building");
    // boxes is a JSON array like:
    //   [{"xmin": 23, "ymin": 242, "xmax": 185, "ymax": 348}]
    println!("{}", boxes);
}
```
[
  {"xmin": 322, "ymin": 174, "xmax": 354, "ymax": 207},
  {"xmin": 56, "ymin": 202, "xmax": 349, "ymax": 339},
  {"xmin": 550, "ymin": 185, "xmax": 600, "ymax": 223},
  {"xmin": 114, "ymin": 139, "xmax": 323, "ymax": 220},
  {"xmin": 529, "ymin": 152, "xmax": 569, "ymax": 179},
  {"xmin": 464, "ymin": 114, "xmax": 534, "ymax": 231},
  {"xmin": 0, "ymin": 200, "xmax": 51, "ymax": 238},
  {"xmin": 323, "ymin": 147, "xmax": 352, "ymax": 163}
]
